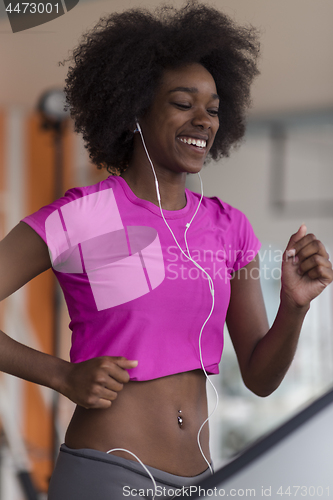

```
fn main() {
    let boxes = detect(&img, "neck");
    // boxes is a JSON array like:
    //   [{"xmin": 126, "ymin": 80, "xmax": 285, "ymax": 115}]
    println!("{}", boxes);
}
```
[{"xmin": 122, "ymin": 156, "xmax": 188, "ymax": 211}]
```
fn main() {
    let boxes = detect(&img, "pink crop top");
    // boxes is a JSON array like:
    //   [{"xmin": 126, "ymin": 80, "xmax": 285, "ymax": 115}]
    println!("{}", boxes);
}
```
[{"xmin": 21, "ymin": 175, "xmax": 261, "ymax": 381}]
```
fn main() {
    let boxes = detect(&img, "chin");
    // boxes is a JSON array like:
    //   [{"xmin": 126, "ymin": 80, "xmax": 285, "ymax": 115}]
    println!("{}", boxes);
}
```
[{"xmin": 183, "ymin": 163, "xmax": 205, "ymax": 174}]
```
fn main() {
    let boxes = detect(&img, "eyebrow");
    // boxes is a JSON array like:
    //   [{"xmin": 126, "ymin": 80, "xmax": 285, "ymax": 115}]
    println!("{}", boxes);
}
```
[{"xmin": 168, "ymin": 87, "xmax": 220, "ymax": 101}]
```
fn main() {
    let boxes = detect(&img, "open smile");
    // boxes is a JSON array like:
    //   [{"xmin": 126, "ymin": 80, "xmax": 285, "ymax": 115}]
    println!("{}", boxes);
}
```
[{"xmin": 178, "ymin": 136, "xmax": 207, "ymax": 151}]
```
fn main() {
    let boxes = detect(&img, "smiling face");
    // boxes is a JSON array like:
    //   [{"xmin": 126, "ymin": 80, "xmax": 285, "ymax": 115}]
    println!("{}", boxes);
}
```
[{"xmin": 135, "ymin": 63, "xmax": 220, "ymax": 176}]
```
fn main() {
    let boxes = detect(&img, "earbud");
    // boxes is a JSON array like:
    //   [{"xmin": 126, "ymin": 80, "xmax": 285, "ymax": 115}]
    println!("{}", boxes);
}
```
[{"xmin": 133, "ymin": 119, "xmax": 140, "ymax": 133}]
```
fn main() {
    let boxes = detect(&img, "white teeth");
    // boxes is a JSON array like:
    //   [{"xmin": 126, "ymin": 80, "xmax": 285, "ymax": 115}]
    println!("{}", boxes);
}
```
[{"xmin": 179, "ymin": 137, "xmax": 206, "ymax": 148}]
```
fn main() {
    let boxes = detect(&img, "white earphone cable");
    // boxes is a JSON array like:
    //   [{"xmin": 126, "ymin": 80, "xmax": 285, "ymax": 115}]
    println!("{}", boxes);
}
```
[
  {"xmin": 106, "ymin": 124, "xmax": 219, "ymax": 495},
  {"xmin": 106, "ymin": 448, "xmax": 158, "ymax": 500},
  {"xmin": 136, "ymin": 122, "xmax": 218, "ymax": 474}
]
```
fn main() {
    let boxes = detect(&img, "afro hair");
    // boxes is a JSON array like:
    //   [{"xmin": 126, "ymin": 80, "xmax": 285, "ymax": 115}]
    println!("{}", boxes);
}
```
[{"xmin": 64, "ymin": 1, "xmax": 260, "ymax": 174}]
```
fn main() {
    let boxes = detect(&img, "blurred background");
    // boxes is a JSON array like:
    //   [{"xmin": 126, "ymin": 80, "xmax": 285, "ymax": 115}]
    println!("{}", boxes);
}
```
[{"xmin": 0, "ymin": 0, "xmax": 332, "ymax": 498}]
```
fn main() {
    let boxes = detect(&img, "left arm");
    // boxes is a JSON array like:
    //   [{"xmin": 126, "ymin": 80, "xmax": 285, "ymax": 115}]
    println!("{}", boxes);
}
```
[{"xmin": 226, "ymin": 225, "xmax": 333, "ymax": 397}]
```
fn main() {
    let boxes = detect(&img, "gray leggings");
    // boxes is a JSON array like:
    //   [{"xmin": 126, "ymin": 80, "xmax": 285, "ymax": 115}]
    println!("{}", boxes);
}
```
[{"xmin": 47, "ymin": 444, "xmax": 213, "ymax": 499}]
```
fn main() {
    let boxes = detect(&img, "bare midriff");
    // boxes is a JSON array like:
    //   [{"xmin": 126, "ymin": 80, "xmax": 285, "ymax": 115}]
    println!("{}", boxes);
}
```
[{"xmin": 65, "ymin": 369, "xmax": 211, "ymax": 477}]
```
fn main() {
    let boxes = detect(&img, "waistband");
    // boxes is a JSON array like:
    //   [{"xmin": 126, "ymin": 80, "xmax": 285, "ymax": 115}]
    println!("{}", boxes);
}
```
[{"xmin": 60, "ymin": 444, "xmax": 213, "ymax": 488}]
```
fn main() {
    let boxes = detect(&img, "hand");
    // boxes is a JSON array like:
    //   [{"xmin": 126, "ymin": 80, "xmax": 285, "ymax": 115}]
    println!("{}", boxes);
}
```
[
  {"xmin": 281, "ymin": 224, "xmax": 333, "ymax": 308},
  {"xmin": 60, "ymin": 356, "xmax": 138, "ymax": 409}
]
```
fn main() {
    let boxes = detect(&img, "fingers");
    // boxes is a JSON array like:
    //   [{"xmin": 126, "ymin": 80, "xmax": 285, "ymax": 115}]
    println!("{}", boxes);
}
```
[
  {"xmin": 286, "ymin": 225, "xmax": 329, "ymax": 262},
  {"xmin": 113, "ymin": 356, "xmax": 139, "ymax": 372},
  {"xmin": 63, "ymin": 356, "xmax": 138, "ymax": 410},
  {"xmin": 83, "ymin": 386, "xmax": 118, "ymax": 410},
  {"xmin": 285, "ymin": 226, "xmax": 333, "ymax": 283},
  {"xmin": 105, "ymin": 357, "xmax": 138, "ymax": 386},
  {"xmin": 86, "ymin": 357, "xmax": 138, "ymax": 406},
  {"xmin": 286, "ymin": 224, "xmax": 307, "ymax": 250},
  {"xmin": 291, "ymin": 234, "xmax": 329, "ymax": 263},
  {"xmin": 297, "ymin": 254, "xmax": 332, "ymax": 281},
  {"xmin": 100, "ymin": 357, "xmax": 133, "ymax": 384}
]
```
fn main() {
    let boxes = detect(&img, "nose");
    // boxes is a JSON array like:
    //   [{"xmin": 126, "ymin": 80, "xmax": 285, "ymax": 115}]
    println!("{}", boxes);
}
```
[{"xmin": 191, "ymin": 107, "xmax": 212, "ymax": 130}]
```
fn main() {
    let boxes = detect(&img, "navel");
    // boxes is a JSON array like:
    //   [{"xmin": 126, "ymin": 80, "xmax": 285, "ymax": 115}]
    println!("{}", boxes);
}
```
[{"xmin": 177, "ymin": 409, "xmax": 183, "ymax": 428}]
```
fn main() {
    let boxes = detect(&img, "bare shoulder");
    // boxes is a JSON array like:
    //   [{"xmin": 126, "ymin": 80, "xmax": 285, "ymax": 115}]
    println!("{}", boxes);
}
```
[{"xmin": 0, "ymin": 222, "xmax": 51, "ymax": 301}]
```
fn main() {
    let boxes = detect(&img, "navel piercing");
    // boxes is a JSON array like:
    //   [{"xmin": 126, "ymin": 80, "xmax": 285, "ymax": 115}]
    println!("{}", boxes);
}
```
[{"xmin": 177, "ymin": 410, "xmax": 183, "ymax": 427}]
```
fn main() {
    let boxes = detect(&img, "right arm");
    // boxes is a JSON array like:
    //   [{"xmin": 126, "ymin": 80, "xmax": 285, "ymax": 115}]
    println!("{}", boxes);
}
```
[{"xmin": 0, "ymin": 222, "xmax": 137, "ymax": 409}]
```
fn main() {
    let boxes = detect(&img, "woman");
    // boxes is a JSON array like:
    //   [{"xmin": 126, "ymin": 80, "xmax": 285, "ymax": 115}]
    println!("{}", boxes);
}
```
[{"xmin": 0, "ymin": 3, "xmax": 332, "ymax": 499}]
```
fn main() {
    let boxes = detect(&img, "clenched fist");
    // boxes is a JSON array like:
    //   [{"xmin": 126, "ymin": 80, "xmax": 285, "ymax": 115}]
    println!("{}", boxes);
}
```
[
  {"xmin": 282, "ymin": 224, "xmax": 333, "ymax": 308},
  {"xmin": 60, "ymin": 356, "xmax": 138, "ymax": 409}
]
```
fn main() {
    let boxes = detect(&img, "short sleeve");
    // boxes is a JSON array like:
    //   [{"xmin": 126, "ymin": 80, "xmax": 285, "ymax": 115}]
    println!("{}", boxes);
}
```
[
  {"xmin": 221, "ymin": 202, "xmax": 261, "ymax": 273},
  {"xmin": 21, "ymin": 182, "xmax": 124, "ymax": 274},
  {"xmin": 21, "ymin": 186, "xmax": 86, "ymax": 259}
]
